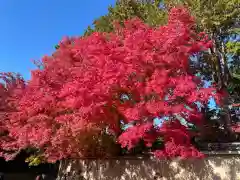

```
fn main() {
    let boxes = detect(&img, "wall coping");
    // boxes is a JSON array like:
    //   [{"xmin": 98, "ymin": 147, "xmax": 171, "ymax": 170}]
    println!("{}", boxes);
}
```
[{"xmin": 63, "ymin": 142, "xmax": 240, "ymax": 160}]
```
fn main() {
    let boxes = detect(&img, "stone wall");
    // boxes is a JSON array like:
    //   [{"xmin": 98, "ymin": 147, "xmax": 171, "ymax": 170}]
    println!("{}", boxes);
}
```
[
  {"xmin": 1, "ymin": 173, "xmax": 56, "ymax": 180},
  {"xmin": 58, "ymin": 155, "xmax": 240, "ymax": 180}
]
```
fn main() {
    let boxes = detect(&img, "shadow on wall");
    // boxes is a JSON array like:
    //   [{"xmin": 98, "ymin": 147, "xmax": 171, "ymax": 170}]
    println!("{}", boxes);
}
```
[
  {"xmin": 0, "ymin": 173, "xmax": 56, "ymax": 180},
  {"xmin": 0, "ymin": 151, "xmax": 58, "ymax": 180},
  {"xmin": 57, "ymin": 155, "xmax": 240, "ymax": 180}
]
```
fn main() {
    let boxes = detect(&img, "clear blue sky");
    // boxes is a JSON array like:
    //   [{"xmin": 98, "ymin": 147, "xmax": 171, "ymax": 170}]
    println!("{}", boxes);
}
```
[{"xmin": 0, "ymin": 0, "xmax": 115, "ymax": 80}]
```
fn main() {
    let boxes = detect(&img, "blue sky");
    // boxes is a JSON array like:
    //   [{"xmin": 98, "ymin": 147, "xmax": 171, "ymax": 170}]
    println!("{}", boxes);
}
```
[{"xmin": 0, "ymin": 0, "xmax": 115, "ymax": 80}]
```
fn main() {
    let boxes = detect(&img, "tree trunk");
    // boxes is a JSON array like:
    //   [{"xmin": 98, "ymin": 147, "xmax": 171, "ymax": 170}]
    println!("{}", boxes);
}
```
[{"xmin": 206, "ymin": 32, "xmax": 235, "ymax": 139}]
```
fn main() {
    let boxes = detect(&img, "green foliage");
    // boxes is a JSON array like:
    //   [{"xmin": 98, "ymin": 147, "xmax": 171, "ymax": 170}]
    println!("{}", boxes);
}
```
[
  {"xmin": 226, "ymin": 41, "xmax": 240, "ymax": 55},
  {"xmin": 25, "ymin": 154, "xmax": 46, "ymax": 166},
  {"xmin": 228, "ymin": 28, "xmax": 240, "ymax": 34},
  {"xmin": 233, "ymin": 73, "xmax": 240, "ymax": 80},
  {"xmin": 55, "ymin": 44, "xmax": 60, "ymax": 50},
  {"xmin": 164, "ymin": 0, "xmax": 240, "ymax": 32},
  {"xmin": 226, "ymin": 27, "xmax": 240, "ymax": 98},
  {"xmin": 84, "ymin": 0, "xmax": 167, "ymax": 36},
  {"xmin": 227, "ymin": 27, "xmax": 240, "ymax": 56}
]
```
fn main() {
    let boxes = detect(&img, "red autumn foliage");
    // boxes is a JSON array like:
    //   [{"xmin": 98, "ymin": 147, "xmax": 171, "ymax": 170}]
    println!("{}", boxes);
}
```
[
  {"xmin": 0, "ymin": 8, "xmax": 222, "ymax": 162},
  {"xmin": 0, "ymin": 73, "xmax": 25, "ymax": 160}
]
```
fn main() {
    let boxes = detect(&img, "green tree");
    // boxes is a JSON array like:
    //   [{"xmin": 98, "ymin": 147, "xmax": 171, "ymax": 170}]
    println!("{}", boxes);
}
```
[{"xmin": 84, "ymin": 0, "xmax": 167, "ymax": 36}]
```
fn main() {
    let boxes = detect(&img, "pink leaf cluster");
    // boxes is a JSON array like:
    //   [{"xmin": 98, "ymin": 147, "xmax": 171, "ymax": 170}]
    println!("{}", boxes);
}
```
[
  {"xmin": 0, "ymin": 8, "xmax": 222, "ymax": 162},
  {"xmin": 0, "ymin": 73, "xmax": 25, "ymax": 160}
]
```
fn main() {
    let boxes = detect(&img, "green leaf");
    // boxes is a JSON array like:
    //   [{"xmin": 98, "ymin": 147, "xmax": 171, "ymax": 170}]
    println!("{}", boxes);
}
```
[{"xmin": 232, "ymin": 73, "xmax": 240, "ymax": 80}]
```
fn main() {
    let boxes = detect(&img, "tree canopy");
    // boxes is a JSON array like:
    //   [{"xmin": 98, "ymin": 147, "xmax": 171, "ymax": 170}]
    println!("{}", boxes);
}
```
[
  {"xmin": 1, "ymin": 0, "xmax": 239, "ymax": 166},
  {"xmin": 85, "ymin": 0, "xmax": 240, "ymax": 137},
  {"xmin": 0, "ymin": 8, "xmax": 222, "ymax": 163}
]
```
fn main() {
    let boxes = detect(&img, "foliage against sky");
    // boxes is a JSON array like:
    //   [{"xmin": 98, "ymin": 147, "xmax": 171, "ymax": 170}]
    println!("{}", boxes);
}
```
[{"xmin": 0, "ymin": 8, "xmax": 222, "ymax": 162}]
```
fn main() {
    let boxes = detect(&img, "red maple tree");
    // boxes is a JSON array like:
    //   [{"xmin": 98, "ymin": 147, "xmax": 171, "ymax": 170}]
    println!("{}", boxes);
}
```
[
  {"xmin": 0, "ymin": 8, "xmax": 222, "ymax": 162},
  {"xmin": 0, "ymin": 73, "xmax": 25, "ymax": 160}
]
